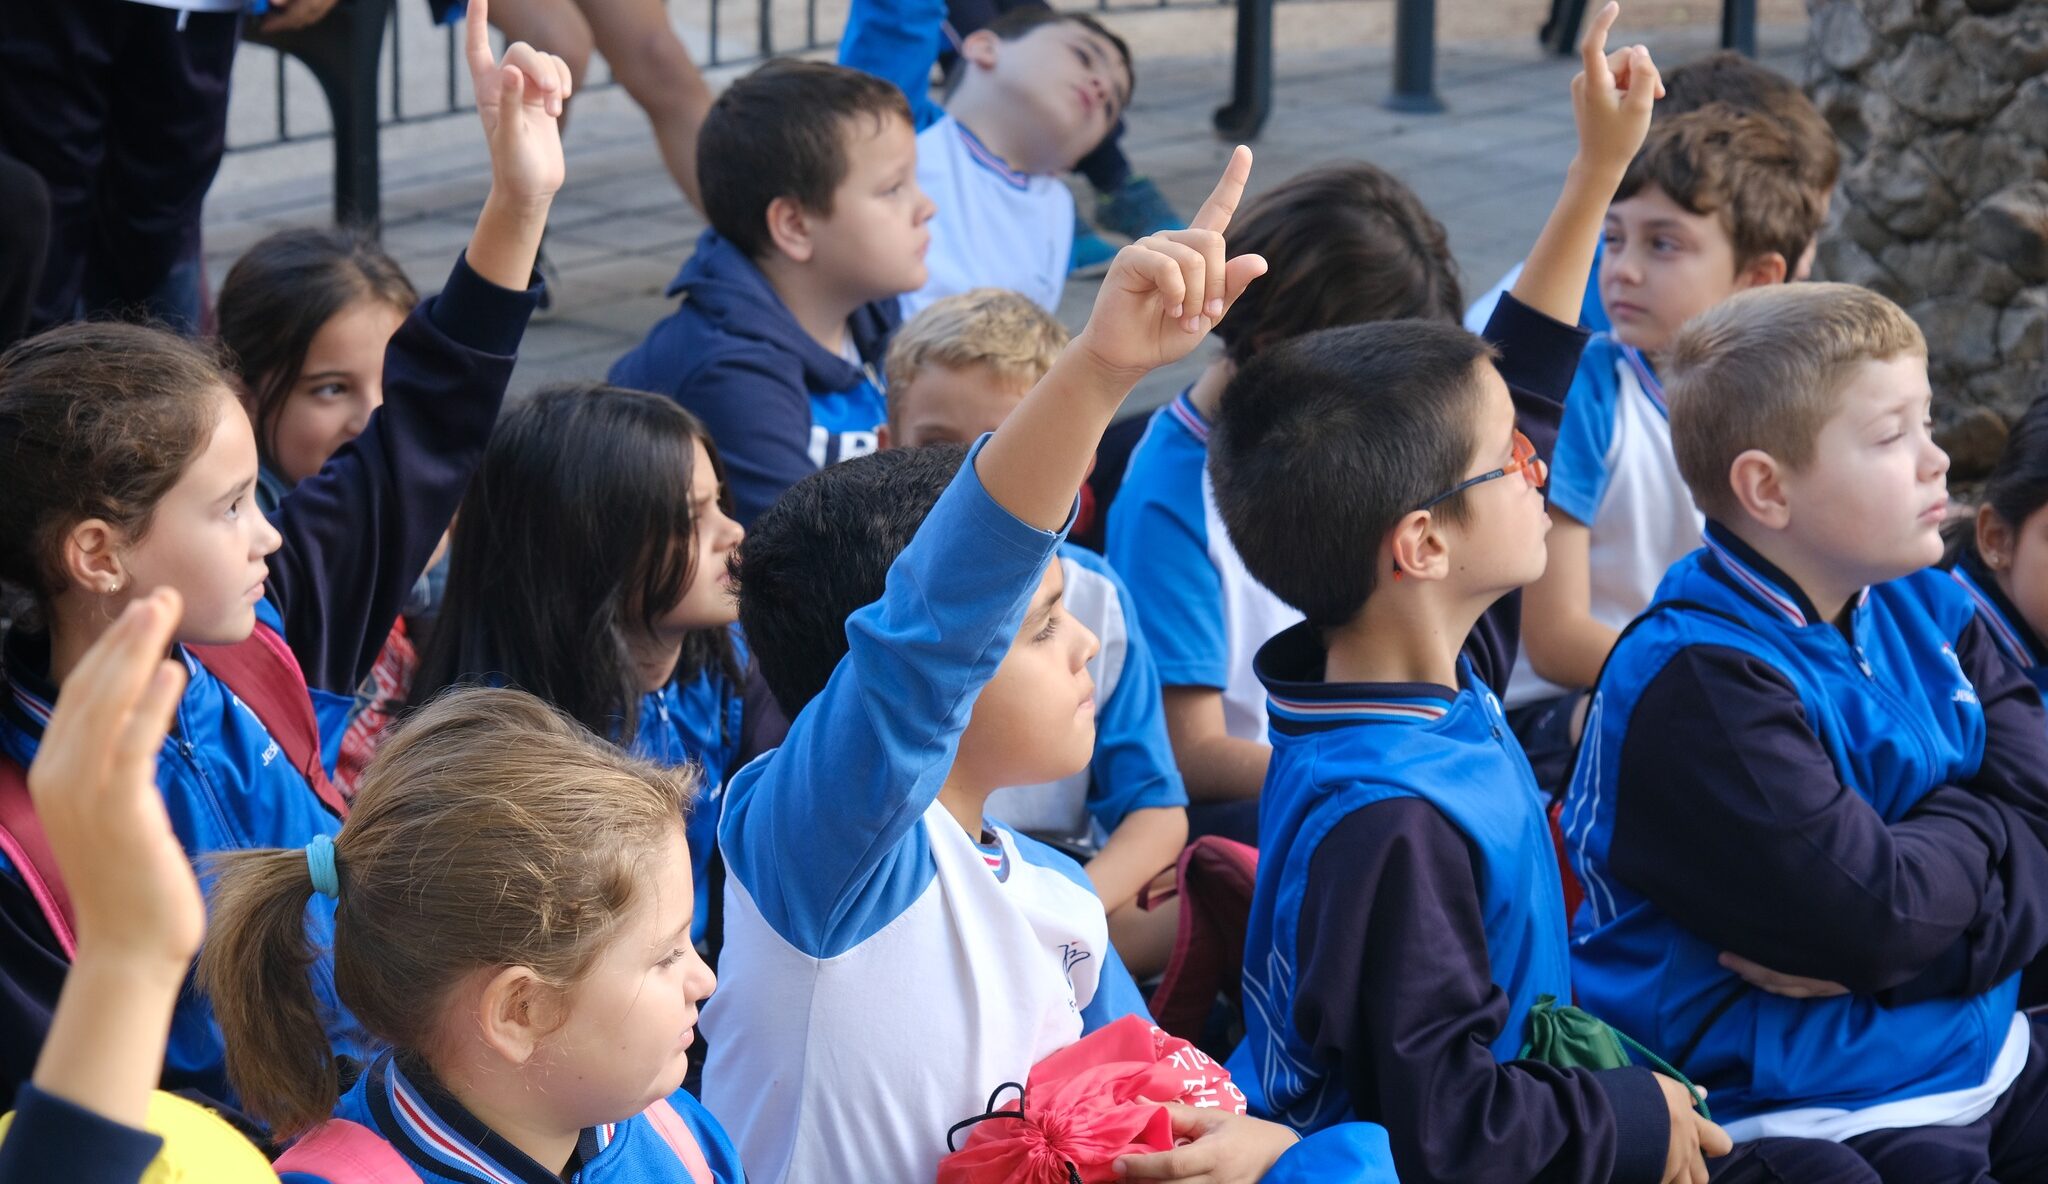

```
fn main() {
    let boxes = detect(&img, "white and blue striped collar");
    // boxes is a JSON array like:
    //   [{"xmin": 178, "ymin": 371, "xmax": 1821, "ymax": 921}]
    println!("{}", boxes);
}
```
[
  {"xmin": 1701, "ymin": 522, "xmax": 1867, "ymax": 629},
  {"xmin": 1617, "ymin": 343, "xmax": 1666, "ymax": 418},
  {"xmin": 1165, "ymin": 386, "xmax": 1210, "ymax": 444},
  {"xmin": 368, "ymin": 1055, "xmax": 616, "ymax": 1184},
  {"xmin": 1950, "ymin": 556, "xmax": 2040, "ymax": 670},
  {"xmin": 953, "ymin": 120, "xmax": 1033, "ymax": 191}
]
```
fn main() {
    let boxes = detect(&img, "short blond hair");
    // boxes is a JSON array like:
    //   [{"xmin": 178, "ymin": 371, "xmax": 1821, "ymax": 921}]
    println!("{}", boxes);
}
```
[
  {"xmin": 1667, "ymin": 283, "xmax": 1926, "ymax": 521},
  {"xmin": 885, "ymin": 288, "xmax": 1069, "ymax": 394}
]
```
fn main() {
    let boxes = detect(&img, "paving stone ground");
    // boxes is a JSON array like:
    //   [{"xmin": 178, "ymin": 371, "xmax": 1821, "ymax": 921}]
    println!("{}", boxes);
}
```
[{"xmin": 203, "ymin": 15, "xmax": 1808, "ymax": 416}]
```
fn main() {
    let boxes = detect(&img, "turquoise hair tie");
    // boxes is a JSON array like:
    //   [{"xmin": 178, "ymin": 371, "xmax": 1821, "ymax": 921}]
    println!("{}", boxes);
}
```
[{"xmin": 305, "ymin": 834, "xmax": 341, "ymax": 900}]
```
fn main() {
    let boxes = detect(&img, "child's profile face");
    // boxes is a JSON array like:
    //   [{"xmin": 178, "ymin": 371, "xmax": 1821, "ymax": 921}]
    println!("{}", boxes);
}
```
[
  {"xmin": 110, "ymin": 392, "xmax": 284, "ymax": 646},
  {"xmin": 975, "ymin": 22, "xmax": 1128, "ymax": 171},
  {"xmin": 653, "ymin": 437, "xmax": 746, "ymax": 638},
  {"xmin": 883, "ymin": 363, "xmax": 1031, "ymax": 448},
  {"xmin": 1437, "ymin": 365, "xmax": 1553, "ymax": 595},
  {"xmin": 810, "ymin": 114, "xmax": 934, "ymax": 303},
  {"xmin": 524, "ymin": 825, "xmax": 714, "ymax": 1127},
  {"xmin": 1774, "ymin": 354, "xmax": 1949, "ymax": 588},
  {"xmin": 264, "ymin": 296, "xmax": 407, "ymax": 485},
  {"xmin": 1600, "ymin": 186, "xmax": 1772, "ymax": 355},
  {"xmin": 1984, "ymin": 501, "xmax": 2048, "ymax": 646},
  {"xmin": 953, "ymin": 560, "xmax": 1100, "ymax": 791}
]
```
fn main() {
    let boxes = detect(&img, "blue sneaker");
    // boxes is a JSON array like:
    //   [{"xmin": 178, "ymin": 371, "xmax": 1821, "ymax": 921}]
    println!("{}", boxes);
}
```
[
  {"xmin": 1069, "ymin": 216, "xmax": 1119, "ymax": 275},
  {"xmin": 1096, "ymin": 176, "xmax": 1183, "ymax": 240}
]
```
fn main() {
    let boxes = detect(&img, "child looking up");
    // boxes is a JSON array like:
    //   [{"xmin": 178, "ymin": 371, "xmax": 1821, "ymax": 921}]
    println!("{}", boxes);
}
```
[
  {"xmin": 214, "ymin": 227, "xmax": 433, "ymax": 796},
  {"xmin": 1513, "ymin": 104, "xmax": 1823, "ymax": 789},
  {"xmin": 0, "ymin": 0, "xmax": 563, "ymax": 1108},
  {"xmin": 1211, "ymin": 12, "xmax": 1748, "ymax": 1181},
  {"xmin": 1566, "ymin": 283, "xmax": 2048, "ymax": 1177},
  {"xmin": 880, "ymin": 288, "xmax": 1188, "ymax": 975},
  {"xmin": 1107, "ymin": 160, "xmax": 1460, "ymax": 836},
  {"xmin": 198, "ymin": 688, "xmax": 743, "ymax": 1182},
  {"xmin": 841, "ymin": 0, "xmax": 1131, "ymax": 314},
  {"xmin": 611, "ymin": 60, "xmax": 934, "ymax": 525},
  {"xmin": 413, "ymin": 384, "xmax": 747, "ymax": 945},
  {"xmin": 701, "ymin": 150, "xmax": 1319, "ymax": 1184}
]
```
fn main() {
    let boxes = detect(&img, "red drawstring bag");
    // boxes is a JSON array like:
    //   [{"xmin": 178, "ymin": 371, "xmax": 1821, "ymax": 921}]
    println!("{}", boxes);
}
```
[{"xmin": 937, "ymin": 1015, "xmax": 1247, "ymax": 1184}]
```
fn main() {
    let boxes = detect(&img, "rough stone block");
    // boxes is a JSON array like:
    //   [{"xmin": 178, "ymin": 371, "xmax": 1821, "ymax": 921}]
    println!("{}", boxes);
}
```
[
  {"xmin": 1937, "ymin": 404, "xmax": 2011, "ymax": 478},
  {"xmin": 1970, "ymin": 180, "xmax": 2048, "ymax": 282},
  {"xmin": 1911, "ymin": 295, "xmax": 2004, "ymax": 373},
  {"xmin": 1847, "ymin": 146, "xmax": 1959, "ymax": 236},
  {"xmin": 1815, "ymin": 0, "xmax": 1882, "ymax": 72},
  {"xmin": 2001, "ymin": 291, "xmax": 2048, "ymax": 366},
  {"xmin": 1876, "ymin": 33, "xmax": 2013, "ymax": 125}
]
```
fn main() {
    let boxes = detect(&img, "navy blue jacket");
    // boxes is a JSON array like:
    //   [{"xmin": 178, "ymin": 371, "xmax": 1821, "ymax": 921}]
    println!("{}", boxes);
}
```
[
  {"xmin": 0, "ymin": 255, "xmax": 538, "ymax": 1111},
  {"xmin": 0, "ymin": 1085, "xmax": 165, "ymax": 1184},
  {"xmin": 609, "ymin": 229, "xmax": 902, "ymax": 525}
]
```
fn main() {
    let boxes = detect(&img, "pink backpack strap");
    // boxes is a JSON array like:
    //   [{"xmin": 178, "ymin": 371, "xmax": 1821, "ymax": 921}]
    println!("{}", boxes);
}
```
[
  {"xmin": 191, "ymin": 623, "xmax": 349, "ymax": 819},
  {"xmin": 0, "ymin": 756, "xmax": 76, "ymax": 958},
  {"xmin": 272, "ymin": 1118, "xmax": 424, "ymax": 1183},
  {"xmin": 641, "ymin": 1098, "xmax": 715, "ymax": 1184}
]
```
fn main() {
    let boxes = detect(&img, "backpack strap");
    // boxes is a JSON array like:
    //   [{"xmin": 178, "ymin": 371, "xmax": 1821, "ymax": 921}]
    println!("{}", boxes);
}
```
[
  {"xmin": 190, "ymin": 623, "xmax": 348, "ymax": 819},
  {"xmin": 271, "ymin": 1118, "xmax": 423, "ymax": 1183},
  {"xmin": 641, "ymin": 1097, "xmax": 716, "ymax": 1184},
  {"xmin": 0, "ymin": 755, "xmax": 75, "ymax": 958}
]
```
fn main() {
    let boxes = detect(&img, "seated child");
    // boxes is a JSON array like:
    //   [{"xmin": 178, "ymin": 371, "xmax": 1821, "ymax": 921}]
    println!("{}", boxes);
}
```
[
  {"xmin": 879, "ymin": 287, "xmax": 1189, "ymax": 975},
  {"xmin": 1947, "ymin": 391, "xmax": 2048, "ymax": 697},
  {"xmin": 0, "ymin": 0, "xmax": 560, "ymax": 1109},
  {"xmin": 215, "ymin": 226, "xmax": 435, "ymax": 796},
  {"xmin": 1563, "ymin": 283, "xmax": 2048, "ymax": 1177},
  {"xmin": 610, "ymin": 59, "xmax": 933, "ymax": 524},
  {"xmin": 411, "ymin": 384, "xmax": 748, "ymax": 946},
  {"xmin": 1105, "ymin": 159, "xmax": 1460, "ymax": 838},
  {"xmin": 1463, "ymin": 47, "xmax": 1841, "ymax": 333},
  {"xmin": 840, "ymin": 0, "xmax": 1131, "ymax": 314},
  {"xmin": 199, "ymin": 687, "xmax": 745, "ymax": 1181},
  {"xmin": 1214, "ymin": 18, "xmax": 1742, "ymax": 1182},
  {"xmin": 1512, "ymin": 104, "xmax": 1824, "ymax": 788},
  {"xmin": 700, "ymin": 150, "xmax": 1316, "ymax": 1184}
]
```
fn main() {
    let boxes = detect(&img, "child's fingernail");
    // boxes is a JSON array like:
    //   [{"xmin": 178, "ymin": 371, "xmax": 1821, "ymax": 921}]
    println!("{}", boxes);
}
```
[
  {"xmin": 1206, "ymin": 298, "xmax": 1223, "ymax": 317},
  {"xmin": 1170, "ymin": 303, "xmax": 1183, "ymax": 319}
]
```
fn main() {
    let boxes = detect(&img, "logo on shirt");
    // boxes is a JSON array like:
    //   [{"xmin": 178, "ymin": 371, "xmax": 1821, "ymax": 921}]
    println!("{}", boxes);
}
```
[{"xmin": 1058, "ymin": 942, "xmax": 1093, "ymax": 988}]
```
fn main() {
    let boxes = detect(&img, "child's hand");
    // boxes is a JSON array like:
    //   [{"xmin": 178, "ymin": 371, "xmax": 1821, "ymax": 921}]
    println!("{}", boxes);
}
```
[
  {"xmin": 1113, "ymin": 1105, "xmax": 1299, "ymax": 1184},
  {"xmin": 29, "ymin": 589, "xmax": 200, "ymax": 980},
  {"xmin": 1074, "ymin": 147, "xmax": 1268, "ymax": 384},
  {"xmin": 466, "ymin": 0, "xmax": 570, "ymax": 209},
  {"xmin": 1657, "ymin": 1074, "xmax": 1731, "ymax": 1184},
  {"xmin": 1719, "ymin": 951, "xmax": 1850, "ymax": 999},
  {"xmin": 1570, "ymin": 3, "xmax": 1662, "ymax": 181}
]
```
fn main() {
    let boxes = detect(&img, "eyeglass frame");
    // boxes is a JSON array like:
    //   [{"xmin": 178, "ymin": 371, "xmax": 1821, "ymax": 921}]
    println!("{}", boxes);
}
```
[{"xmin": 1412, "ymin": 428, "xmax": 1548, "ymax": 513}]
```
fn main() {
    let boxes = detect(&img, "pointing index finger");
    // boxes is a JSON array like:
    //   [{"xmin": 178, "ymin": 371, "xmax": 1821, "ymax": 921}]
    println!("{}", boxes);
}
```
[
  {"xmin": 1579, "ymin": 1, "xmax": 1619, "ymax": 82},
  {"xmin": 1188, "ymin": 145, "xmax": 1253, "ymax": 235},
  {"xmin": 466, "ymin": 0, "xmax": 495, "ymax": 81}
]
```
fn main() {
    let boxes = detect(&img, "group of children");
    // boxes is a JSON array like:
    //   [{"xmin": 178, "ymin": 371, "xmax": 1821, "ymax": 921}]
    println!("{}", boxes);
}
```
[{"xmin": 1, "ymin": 0, "xmax": 2046, "ymax": 1182}]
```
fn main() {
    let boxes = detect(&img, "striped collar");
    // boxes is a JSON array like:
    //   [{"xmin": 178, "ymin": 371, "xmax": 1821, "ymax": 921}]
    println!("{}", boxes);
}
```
[
  {"xmin": 1951, "ymin": 552, "xmax": 2041, "ymax": 670},
  {"xmin": 366, "ymin": 1054, "xmax": 614, "ymax": 1184},
  {"xmin": 1257, "ymin": 621, "xmax": 1457, "ymax": 735},
  {"xmin": 1617, "ymin": 343, "xmax": 1666, "ymax": 418},
  {"xmin": 1165, "ymin": 386, "xmax": 1209, "ymax": 444},
  {"xmin": 953, "ymin": 119, "xmax": 1033, "ymax": 191},
  {"xmin": 1701, "ymin": 521, "xmax": 1868, "ymax": 628}
]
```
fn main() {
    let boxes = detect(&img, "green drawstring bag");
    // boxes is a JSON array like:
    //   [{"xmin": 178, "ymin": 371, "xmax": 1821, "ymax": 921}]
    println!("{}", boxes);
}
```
[{"xmin": 1518, "ymin": 995, "xmax": 1711, "ymax": 1119}]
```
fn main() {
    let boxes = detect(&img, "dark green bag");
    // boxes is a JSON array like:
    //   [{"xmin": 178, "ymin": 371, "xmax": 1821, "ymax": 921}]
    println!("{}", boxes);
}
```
[{"xmin": 1518, "ymin": 995, "xmax": 1710, "ymax": 1118}]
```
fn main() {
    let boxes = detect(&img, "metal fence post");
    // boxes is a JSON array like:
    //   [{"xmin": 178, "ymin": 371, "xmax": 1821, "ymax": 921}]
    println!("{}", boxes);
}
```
[
  {"xmin": 1386, "ymin": 0, "xmax": 1442, "ymax": 112},
  {"xmin": 1212, "ymin": 0, "xmax": 1273, "ymax": 138},
  {"xmin": 1721, "ymin": 0, "xmax": 1756, "ymax": 55},
  {"xmin": 246, "ymin": 0, "xmax": 395, "ymax": 228}
]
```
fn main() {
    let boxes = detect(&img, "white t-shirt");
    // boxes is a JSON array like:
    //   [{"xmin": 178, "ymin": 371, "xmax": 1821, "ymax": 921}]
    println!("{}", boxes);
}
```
[{"xmin": 905, "ymin": 114, "xmax": 1073, "ymax": 317}]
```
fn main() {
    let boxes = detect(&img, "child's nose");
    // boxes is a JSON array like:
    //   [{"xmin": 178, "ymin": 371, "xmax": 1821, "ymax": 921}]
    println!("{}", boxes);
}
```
[{"xmin": 1075, "ymin": 620, "xmax": 1100, "ymax": 668}]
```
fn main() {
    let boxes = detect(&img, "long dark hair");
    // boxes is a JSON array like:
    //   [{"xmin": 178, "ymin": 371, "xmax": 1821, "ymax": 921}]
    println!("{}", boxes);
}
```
[
  {"xmin": 1950, "ymin": 392, "xmax": 2048, "ymax": 566},
  {"xmin": 215, "ymin": 227, "xmax": 417, "ymax": 470},
  {"xmin": 413, "ymin": 383, "xmax": 739, "ymax": 742}
]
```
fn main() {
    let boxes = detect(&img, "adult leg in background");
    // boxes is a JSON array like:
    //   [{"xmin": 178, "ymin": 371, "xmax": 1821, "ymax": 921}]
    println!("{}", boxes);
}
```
[{"xmin": 579, "ymin": 0, "xmax": 713, "ymax": 211}]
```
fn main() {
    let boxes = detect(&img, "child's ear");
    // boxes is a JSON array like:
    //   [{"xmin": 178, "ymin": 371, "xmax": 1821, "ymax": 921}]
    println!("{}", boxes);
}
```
[
  {"xmin": 764, "ymin": 196, "xmax": 817, "ymax": 264},
  {"xmin": 1977, "ymin": 502, "xmax": 2015, "ymax": 571},
  {"xmin": 959, "ymin": 28, "xmax": 1001, "ymax": 72},
  {"xmin": 474, "ymin": 965, "xmax": 559, "ymax": 1066},
  {"xmin": 1387, "ymin": 511, "xmax": 1450, "ymax": 583},
  {"xmin": 62, "ymin": 518, "xmax": 127, "ymax": 598},
  {"xmin": 1737, "ymin": 250, "xmax": 1789, "ymax": 290},
  {"xmin": 875, "ymin": 421, "xmax": 894, "ymax": 451},
  {"xmin": 1727, "ymin": 448, "xmax": 1791, "ymax": 531}
]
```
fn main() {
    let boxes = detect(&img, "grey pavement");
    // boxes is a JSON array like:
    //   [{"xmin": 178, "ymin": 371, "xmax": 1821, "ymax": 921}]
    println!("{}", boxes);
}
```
[{"xmin": 203, "ymin": 18, "xmax": 1809, "ymax": 417}]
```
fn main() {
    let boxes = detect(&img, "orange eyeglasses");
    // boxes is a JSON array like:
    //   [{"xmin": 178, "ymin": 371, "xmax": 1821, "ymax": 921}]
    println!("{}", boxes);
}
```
[{"xmin": 1414, "ymin": 428, "xmax": 1547, "ymax": 512}]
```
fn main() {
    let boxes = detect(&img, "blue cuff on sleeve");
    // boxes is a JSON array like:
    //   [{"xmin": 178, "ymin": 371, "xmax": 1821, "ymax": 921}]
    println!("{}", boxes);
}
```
[
  {"xmin": 1593, "ymin": 1065, "xmax": 1672, "ymax": 1184},
  {"xmin": 427, "ymin": 251, "xmax": 543, "ymax": 358},
  {"xmin": 0, "ymin": 1084, "xmax": 165, "ymax": 1184}
]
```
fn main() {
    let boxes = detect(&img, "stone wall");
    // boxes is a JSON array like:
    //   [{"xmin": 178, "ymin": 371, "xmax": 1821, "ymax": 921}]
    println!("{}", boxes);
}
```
[{"xmin": 1806, "ymin": 0, "xmax": 2048, "ymax": 475}]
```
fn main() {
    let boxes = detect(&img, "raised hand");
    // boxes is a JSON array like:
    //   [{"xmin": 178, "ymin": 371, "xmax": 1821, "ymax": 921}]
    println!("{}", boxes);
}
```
[
  {"xmin": 1074, "ymin": 146, "xmax": 1268, "ymax": 383},
  {"xmin": 1571, "ymin": 2, "xmax": 1663, "ymax": 181},
  {"xmin": 466, "ymin": 0, "xmax": 571, "ymax": 208},
  {"xmin": 27, "ymin": 589, "xmax": 200, "ymax": 1128}
]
